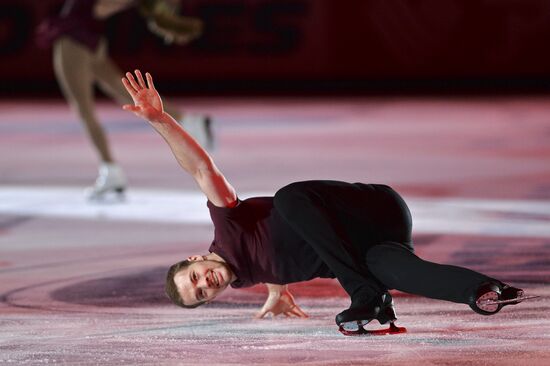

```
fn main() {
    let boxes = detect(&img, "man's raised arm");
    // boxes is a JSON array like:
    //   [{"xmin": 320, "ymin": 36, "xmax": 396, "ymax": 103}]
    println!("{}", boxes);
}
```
[{"xmin": 121, "ymin": 70, "xmax": 236, "ymax": 207}]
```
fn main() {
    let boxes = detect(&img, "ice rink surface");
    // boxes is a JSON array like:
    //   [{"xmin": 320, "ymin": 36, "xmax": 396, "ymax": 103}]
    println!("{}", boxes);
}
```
[{"xmin": 1, "ymin": 96, "xmax": 549, "ymax": 365}]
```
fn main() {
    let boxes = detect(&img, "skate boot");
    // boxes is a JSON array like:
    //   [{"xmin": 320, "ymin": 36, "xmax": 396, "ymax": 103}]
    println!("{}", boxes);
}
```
[
  {"xmin": 335, "ymin": 292, "xmax": 407, "ymax": 336},
  {"xmin": 86, "ymin": 162, "xmax": 127, "ymax": 201},
  {"xmin": 469, "ymin": 281, "xmax": 539, "ymax": 315},
  {"xmin": 178, "ymin": 114, "xmax": 215, "ymax": 152}
]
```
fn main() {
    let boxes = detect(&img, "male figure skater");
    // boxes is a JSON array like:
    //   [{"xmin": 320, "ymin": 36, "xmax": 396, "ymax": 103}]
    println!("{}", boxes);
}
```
[{"xmin": 121, "ymin": 70, "xmax": 532, "ymax": 335}]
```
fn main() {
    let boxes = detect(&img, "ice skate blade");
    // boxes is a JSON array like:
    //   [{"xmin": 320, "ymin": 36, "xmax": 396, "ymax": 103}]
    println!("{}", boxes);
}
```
[
  {"xmin": 478, "ymin": 294, "xmax": 539, "ymax": 306},
  {"xmin": 87, "ymin": 188, "xmax": 126, "ymax": 204},
  {"xmin": 338, "ymin": 322, "xmax": 407, "ymax": 336}
]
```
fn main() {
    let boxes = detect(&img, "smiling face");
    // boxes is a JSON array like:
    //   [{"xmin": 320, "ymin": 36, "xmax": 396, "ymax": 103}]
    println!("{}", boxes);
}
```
[{"xmin": 173, "ymin": 256, "xmax": 234, "ymax": 306}]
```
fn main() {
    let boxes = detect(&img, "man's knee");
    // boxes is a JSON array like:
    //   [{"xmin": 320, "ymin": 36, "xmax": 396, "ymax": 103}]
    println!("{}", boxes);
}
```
[
  {"xmin": 366, "ymin": 242, "xmax": 412, "ymax": 269},
  {"xmin": 365, "ymin": 245, "xmax": 386, "ymax": 271},
  {"xmin": 365, "ymin": 243, "xmax": 413, "ymax": 289}
]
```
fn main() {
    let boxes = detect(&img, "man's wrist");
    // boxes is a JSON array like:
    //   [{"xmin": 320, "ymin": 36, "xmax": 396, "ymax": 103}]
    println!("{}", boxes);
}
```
[
  {"xmin": 150, "ymin": 111, "xmax": 171, "ymax": 124},
  {"xmin": 265, "ymin": 283, "xmax": 287, "ymax": 294}
]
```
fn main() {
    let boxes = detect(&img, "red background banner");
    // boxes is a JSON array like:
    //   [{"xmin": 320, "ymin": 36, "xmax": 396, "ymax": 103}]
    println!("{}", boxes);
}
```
[{"xmin": 2, "ymin": 0, "xmax": 550, "ymax": 94}]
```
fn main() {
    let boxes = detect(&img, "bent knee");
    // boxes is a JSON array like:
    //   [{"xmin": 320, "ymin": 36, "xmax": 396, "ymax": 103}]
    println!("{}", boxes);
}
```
[
  {"xmin": 366, "ymin": 242, "xmax": 412, "ymax": 267},
  {"xmin": 365, "ymin": 245, "xmax": 386, "ymax": 270}
]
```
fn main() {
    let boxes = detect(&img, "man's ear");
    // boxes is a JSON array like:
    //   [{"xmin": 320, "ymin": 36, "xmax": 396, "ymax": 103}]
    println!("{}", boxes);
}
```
[{"xmin": 187, "ymin": 255, "xmax": 204, "ymax": 262}]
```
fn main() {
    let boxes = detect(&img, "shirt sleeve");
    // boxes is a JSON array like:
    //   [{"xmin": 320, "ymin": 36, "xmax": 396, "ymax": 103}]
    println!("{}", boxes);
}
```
[{"xmin": 207, "ymin": 199, "xmax": 243, "ymax": 222}]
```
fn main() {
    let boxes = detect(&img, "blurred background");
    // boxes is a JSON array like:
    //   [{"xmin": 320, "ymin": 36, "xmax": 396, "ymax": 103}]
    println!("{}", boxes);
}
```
[
  {"xmin": 1, "ymin": 1, "xmax": 550, "ymax": 364},
  {"xmin": 3, "ymin": 0, "xmax": 550, "ymax": 97}
]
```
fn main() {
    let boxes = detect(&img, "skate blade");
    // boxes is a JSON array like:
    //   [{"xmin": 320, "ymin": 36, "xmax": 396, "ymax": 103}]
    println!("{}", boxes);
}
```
[
  {"xmin": 338, "ymin": 322, "xmax": 407, "ymax": 336},
  {"xmin": 478, "ymin": 294, "xmax": 539, "ymax": 306},
  {"xmin": 87, "ymin": 188, "xmax": 126, "ymax": 204}
]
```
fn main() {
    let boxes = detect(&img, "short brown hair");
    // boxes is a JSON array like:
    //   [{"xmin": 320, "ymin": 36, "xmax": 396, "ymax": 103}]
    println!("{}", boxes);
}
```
[{"xmin": 165, "ymin": 259, "xmax": 206, "ymax": 309}]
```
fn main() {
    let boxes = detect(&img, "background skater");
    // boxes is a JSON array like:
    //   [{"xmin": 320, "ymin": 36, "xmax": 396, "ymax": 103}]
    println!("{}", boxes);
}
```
[{"xmin": 36, "ymin": 0, "xmax": 214, "ymax": 200}]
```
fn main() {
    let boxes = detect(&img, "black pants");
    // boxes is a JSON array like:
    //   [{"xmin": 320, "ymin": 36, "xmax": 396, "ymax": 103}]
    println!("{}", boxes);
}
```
[{"xmin": 273, "ymin": 180, "xmax": 492, "ymax": 306}]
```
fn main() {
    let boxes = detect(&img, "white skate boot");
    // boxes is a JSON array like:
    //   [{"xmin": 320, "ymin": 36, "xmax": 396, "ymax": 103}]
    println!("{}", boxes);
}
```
[
  {"xmin": 86, "ymin": 162, "xmax": 127, "ymax": 201},
  {"xmin": 178, "ymin": 114, "xmax": 215, "ymax": 152}
]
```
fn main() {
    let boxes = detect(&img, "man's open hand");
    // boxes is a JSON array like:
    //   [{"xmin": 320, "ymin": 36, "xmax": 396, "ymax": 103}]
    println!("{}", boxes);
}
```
[
  {"xmin": 122, "ymin": 70, "xmax": 164, "ymax": 122},
  {"xmin": 255, "ymin": 285, "xmax": 308, "ymax": 319}
]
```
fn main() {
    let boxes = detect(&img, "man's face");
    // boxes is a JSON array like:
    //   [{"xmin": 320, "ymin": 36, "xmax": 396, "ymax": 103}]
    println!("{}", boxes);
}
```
[{"xmin": 173, "ymin": 256, "xmax": 233, "ymax": 306}]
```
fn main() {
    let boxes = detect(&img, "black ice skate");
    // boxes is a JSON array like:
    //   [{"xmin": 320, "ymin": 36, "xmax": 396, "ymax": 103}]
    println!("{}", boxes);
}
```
[
  {"xmin": 470, "ymin": 281, "xmax": 539, "ymax": 315},
  {"xmin": 335, "ymin": 292, "xmax": 407, "ymax": 336}
]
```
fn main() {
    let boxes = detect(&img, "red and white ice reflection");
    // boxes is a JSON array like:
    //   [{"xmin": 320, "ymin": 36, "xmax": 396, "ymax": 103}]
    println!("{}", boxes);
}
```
[{"xmin": 0, "ymin": 97, "xmax": 549, "ymax": 365}]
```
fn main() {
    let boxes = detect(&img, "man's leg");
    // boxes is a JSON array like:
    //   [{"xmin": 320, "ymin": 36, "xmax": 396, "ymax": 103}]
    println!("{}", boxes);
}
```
[
  {"xmin": 366, "ymin": 242, "xmax": 492, "ymax": 304},
  {"xmin": 274, "ymin": 181, "xmax": 385, "ymax": 305}
]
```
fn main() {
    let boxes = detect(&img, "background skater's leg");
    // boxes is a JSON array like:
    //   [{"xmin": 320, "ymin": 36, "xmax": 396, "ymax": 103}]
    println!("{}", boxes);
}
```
[
  {"xmin": 54, "ymin": 38, "xmax": 113, "ymax": 163},
  {"xmin": 53, "ymin": 37, "xmax": 126, "ymax": 199}
]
